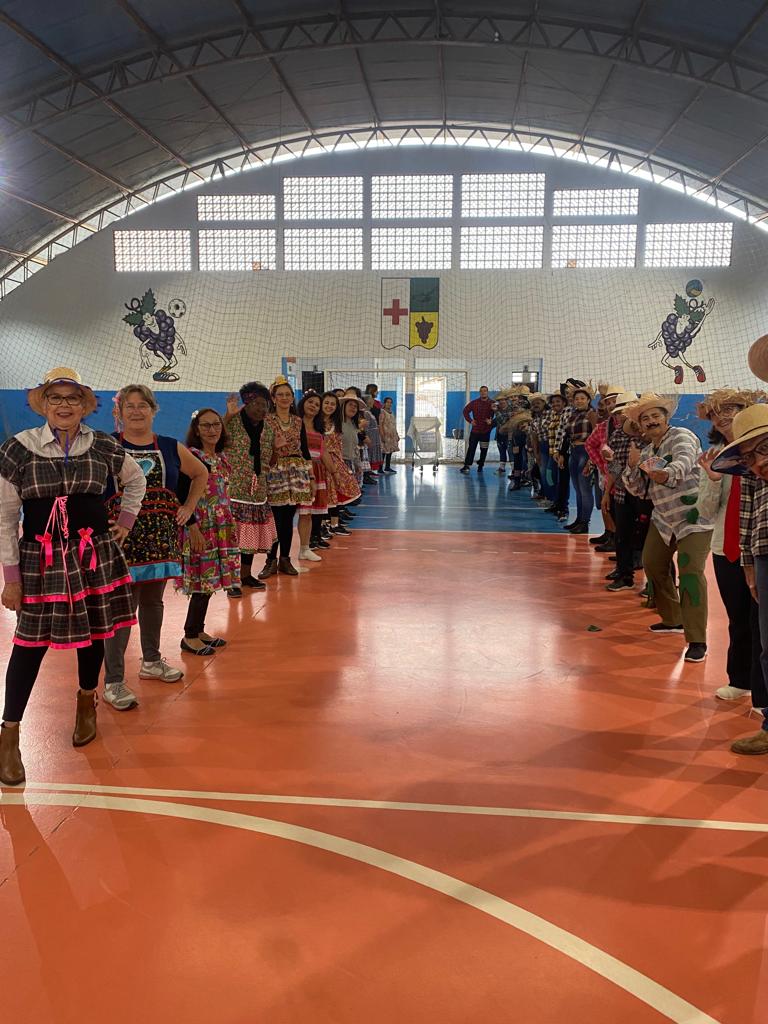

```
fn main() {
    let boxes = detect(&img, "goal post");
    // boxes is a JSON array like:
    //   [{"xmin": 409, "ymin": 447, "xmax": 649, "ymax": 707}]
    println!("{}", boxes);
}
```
[{"xmin": 324, "ymin": 367, "xmax": 471, "ymax": 463}]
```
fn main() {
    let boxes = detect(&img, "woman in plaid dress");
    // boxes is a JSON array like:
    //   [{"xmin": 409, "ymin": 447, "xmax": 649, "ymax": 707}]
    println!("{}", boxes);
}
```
[{"xmin": 0, "ymin": 368, "xmax": 147, "ymax": 787}]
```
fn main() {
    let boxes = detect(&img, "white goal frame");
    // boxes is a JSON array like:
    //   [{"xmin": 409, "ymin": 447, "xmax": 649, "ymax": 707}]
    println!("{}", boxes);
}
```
[{"xmin": 324, "ymin": 367, "xmax": 471, "ymax": 463}]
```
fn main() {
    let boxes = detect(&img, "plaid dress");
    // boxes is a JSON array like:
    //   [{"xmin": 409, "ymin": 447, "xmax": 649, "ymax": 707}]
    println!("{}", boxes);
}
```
[
  {"xmin": 226, "ymin": 412, "xmax": 277, "ymax": 553},
  {"xmin": 0, "ymin": 434, "xmax": 137, "ymax": 649}
]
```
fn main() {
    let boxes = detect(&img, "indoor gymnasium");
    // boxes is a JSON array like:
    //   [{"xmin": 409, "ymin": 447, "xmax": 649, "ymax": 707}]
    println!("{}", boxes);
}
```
[{"xmin": 2, "ymin": 3, "xmax": 768, "ymax": 1022}]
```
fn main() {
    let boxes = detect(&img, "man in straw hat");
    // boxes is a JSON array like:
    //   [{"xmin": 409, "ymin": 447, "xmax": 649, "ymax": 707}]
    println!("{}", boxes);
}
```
[
  {"xmin": 623, "ymin": 393, "xmax": 713, "ymax": 663},
  {"xmin": 710, "ymin": 403, "xmax": 768, "ymax": 753}
]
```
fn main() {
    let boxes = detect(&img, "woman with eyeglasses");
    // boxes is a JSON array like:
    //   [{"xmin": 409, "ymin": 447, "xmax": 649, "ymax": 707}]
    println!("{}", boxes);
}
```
[
  {"xmin": 175, "ymin": 409, "xmax": 239, "ymax": 654},
  {"xmin": 0, "ymin": 368, "xmax": 146, "ymax": 786},
  {"xmin": 102, "ymin": 384, "xmax": 208, "ymax": 711}
]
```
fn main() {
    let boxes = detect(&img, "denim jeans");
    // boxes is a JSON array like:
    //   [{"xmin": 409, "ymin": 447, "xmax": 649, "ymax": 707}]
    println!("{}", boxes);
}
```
[
  {"xmin": 496, "ymin": 436, "xmax": 509, "ymax": 465},
  {"xmin": 752, "ymin": 555, "xmax": 768, "ymax": 730},
  {"xmin": 569, "ymin": 445, "xmax": 593, "ymax": 525}
]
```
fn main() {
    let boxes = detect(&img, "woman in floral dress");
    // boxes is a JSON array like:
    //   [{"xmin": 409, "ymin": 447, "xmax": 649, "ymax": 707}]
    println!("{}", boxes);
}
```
[
  {"xmin": 296, "ymin": 391, "xmax": 335, "ymax": 562},
  {"xmin": 379, "ymin": 396, "xmax": 401, "ymax": 474},
  {"xmin": 321, "ymin": 391, "xmax": 360, "ymax": 535},
  {"xmin": 176, "ymin": 409, "xmax": 240, "ymax": 655},
  {"xmin": 224, "ymin": 381, "xmax": 276, "ymax": 596},
  {"xmin": 259, "ymin": 376, "xmax": 314, "ymax": 578}
]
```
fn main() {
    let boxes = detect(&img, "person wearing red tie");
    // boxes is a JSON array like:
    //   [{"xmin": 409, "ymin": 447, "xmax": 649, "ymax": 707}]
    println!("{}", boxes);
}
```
[
  {"xmin": 697, "ymin": 390, "xmax": 767, "ymax": 715},
  {"xmin": 460, "ymin": 386, "xmax": 495, "ymax": 474}
]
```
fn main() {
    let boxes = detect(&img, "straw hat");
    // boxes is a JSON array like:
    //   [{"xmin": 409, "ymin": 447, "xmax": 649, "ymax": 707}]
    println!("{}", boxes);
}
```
[
  {"xmin": 341, "ymin": 390, "xmax": 368, "ymax": 411},
  {"xmin": 501, "ymin": 410, "xmax": 533, "ymax": 434},
  {"xmin": 612, "ymin": 392, "xmax": 639, "ymax": 413},
  {"xmin": 528, "ymin": 392, "xmax": 548, "ymax": 405},
  {"xmin": 696, "ymin": 387, "xmax": 765, "ymax": 420},
  {"xmin": 28, "ymin": 367, "xmax": 97, "ymax": 417},
  {"xmin": 597, "ymin": 382, "xmax": 625, "ymax": 398},
  {"xmin": 622, "ymin": 392, "xmax": 677, "ymax": 423},
  {"xmin": 269, "ymin": 374, "xmax": 293, "ymax": 395},
  {"xmin": 748, "ymin": 335, "xmax": 768, "ymax": 383},
  {"xmin": 711, "ymin": 405, "xmax": 768, "ymax": 474}
]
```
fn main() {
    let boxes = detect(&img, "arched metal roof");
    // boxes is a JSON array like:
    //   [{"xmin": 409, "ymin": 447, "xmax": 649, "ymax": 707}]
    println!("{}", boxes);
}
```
[{"xmin": 2, "ymin": 0, "xmax": 768, "ymax": 286}]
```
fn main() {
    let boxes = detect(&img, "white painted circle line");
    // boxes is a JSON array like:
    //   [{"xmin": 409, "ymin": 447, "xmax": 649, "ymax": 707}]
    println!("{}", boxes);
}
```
[
  {"xmin": 17, "ymin": 781, "xmax": 768, "ymax": 834},
  {"xmin": 1, "ymin": 790, "xmax": 721, "ymax": 1024}
]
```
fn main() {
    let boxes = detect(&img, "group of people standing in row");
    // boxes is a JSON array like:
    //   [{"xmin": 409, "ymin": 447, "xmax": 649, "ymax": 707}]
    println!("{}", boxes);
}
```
[
  {"xmin": 463, "ymin": 376, "xmax": 768, "ymax": 757},
  {"xmin": 0, "ymin": 369, "xmax": 400, "ymax": 787}
]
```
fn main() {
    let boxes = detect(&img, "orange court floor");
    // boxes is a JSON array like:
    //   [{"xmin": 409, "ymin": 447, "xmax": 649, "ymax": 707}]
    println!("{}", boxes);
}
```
[{"xmin": 1, "ymin": 529, "xmax": 767, "ymax": 1024}]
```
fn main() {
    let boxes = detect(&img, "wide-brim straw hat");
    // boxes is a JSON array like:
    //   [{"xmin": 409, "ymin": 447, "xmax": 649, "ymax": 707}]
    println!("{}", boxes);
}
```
[
  {"xmin": 711, "ymin": 405, "xmax": 768, "ymax": 474},
  {"xmin": 501, "ymin": 410, "xmax": 533, "ymax": 434},
  {"xmin": 622, "ymin": 392, "xmax": 677, "ymax": 423},
  {"xmin": 748, "ymin": 335, "xmax": 768, "ymax": 383},
  {"xmin": 341, "ymin": 392, "xmax": 368, "ymax": 411},
  {"xmin": 597, "ymin": 382, "xmax": 625, "ymax": 398},
  {"xmin": 612, "ymin": 391, "xmax": 639, "ymax": 412},
  {"xmin": 696, "ymin": 387, "xmax": 765, "ymax": 420},
  {"xmin": 528, "ymin": 392, "xmax": 548, "ymax": 404},
  {"xmin": 28, "ymin": 367, "xmax": 98, "ymax": 417}
]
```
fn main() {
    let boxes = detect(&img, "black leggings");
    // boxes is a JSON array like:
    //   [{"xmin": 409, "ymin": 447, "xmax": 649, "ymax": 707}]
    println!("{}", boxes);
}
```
[
  {"xmin": 184, "ymin": 593, "xmax": 212, "ymax": 638},
  {"xmin": 241, "ymin": 551, "xmax": 254, "ymax": 579},
  {"xmin": 269, "ymin": 504, "xmax": 296, "ymax": 559},
  {"xmin": 3, "ymin": 641, "xmax": 105, "ymax": 723},
  {"xmin": 311, "ymin": 514, "xmax": 324, "ymax": 540},
  {"xmin": 384, "ymin": 453, "xmax": 393, "ymax": 471}
]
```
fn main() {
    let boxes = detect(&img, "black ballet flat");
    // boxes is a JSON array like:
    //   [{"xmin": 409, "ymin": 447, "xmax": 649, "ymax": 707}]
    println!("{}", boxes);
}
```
[
  {"xmin": 180, "ymin": 639, "xmax": 216, "ymax": 656},
  {"xmin": 199, "ymin": 636, "xmax": 227, "ymax": 649}
]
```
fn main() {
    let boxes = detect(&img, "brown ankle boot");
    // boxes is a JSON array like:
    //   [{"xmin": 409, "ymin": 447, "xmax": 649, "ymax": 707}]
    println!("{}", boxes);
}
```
[
  {"xmin": 258, "ymin": 558, "xmax": 278, "ymax": 580},
  {"xmin": 278, "ymin": 557, "xmax": 298, "ymax": 576},
  {"xmin": 72, "ymin": 690, "xmax": 97, "ymax": 748},
  {"xmin": 0, "ymin": 723, "xmax": 25, "ymax": 786}
]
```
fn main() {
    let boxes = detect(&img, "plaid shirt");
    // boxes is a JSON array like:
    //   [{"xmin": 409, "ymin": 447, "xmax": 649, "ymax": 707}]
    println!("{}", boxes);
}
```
[
  {"xmin": 606, "ymin": 425, "xmax": 634, "ymax": 505},
  {"xmin": 554, "ymin": 406, "xmax": 575, "ymax": 453},
  {"xmin": 623, "ymin": 426, "xmax": 711, "ymax": 544},
  {"xmin": 567, "ymin": 410, "xmax": 593, "ymax": 444},
  {"xmin": 739, "ymin": 473, "xmax": 768, "ymax": 567},
  {"xmin": 531, "ymin": 411, "xmax": 548, "ymax": 443}
]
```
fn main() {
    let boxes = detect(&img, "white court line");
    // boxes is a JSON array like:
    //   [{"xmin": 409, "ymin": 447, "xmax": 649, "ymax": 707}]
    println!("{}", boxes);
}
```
[
  {"xmin": 17, "ymin": 782, "xmax": 768, "ymax": 834},
  {"xmin": 0, "ymin": 789, "xmax": 721, "ymax": 1024}
]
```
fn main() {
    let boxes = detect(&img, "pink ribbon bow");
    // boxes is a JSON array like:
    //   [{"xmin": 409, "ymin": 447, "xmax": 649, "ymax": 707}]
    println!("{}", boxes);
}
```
[
  {"xmin": 78, "ymin": 527, "xmax": 97, "ymax": 572},
  {"xmin": 35, "ymin": 531, "xmax": 54, "ymax": 573}
]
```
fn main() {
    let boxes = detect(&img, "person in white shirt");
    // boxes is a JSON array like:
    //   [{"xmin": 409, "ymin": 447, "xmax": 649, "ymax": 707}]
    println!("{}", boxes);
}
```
[{"xmin": 0, "ymin": 368, "xmax": 146, "ymax": 786}]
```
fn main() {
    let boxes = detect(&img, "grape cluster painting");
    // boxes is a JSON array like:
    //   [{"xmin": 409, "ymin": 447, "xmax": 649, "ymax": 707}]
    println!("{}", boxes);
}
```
[
  {"xmin": 122, "ymin": 289, "xmax": 188, "ymax": 382},
  {"xmin": 648, "ymin": 280, "xmax": 715, "ymax": 385}
]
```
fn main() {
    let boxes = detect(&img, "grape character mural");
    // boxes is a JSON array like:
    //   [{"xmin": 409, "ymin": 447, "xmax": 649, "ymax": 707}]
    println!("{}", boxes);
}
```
[
  {"xmin": 648, "ymin": 279, "xmax": 714, "ymax": 385},
  {"xmin": 122, "ymin": 290, "xmax": 188, "ymax": 382}
]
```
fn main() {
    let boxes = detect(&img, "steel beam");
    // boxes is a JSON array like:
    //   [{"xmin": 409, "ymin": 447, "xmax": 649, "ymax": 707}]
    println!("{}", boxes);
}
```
[
  {"xmin": 0, "ymin": 8, "xmax": 199, "ymax": 176},
  {"xmin": 231, "ymin": 0, "xmax": 316, "ymax": 132},
  {"xmin": 4, "ymin": 11, "xmax": 768, "ymax": 142},
  {"xmin": 114, "ymin": 0, "xmax": 252, "ymax": 151},
  {"xmin": 3, "ymin": 121, "xmax": 767, "ymax": 301}
]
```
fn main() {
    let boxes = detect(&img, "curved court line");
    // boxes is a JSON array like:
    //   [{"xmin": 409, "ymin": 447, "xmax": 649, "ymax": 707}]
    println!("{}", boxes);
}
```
[
  {"xmin": 1, "ymin": 789, "xmax": 720, "ymax": 1024},
  {"xmin": 21, "ymin": 780, "xmax": 768, "ymax": 834}
]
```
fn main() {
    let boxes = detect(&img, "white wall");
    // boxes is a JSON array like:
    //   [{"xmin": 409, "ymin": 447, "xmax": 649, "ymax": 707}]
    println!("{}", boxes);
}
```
[{"xmin": 1, "ymin": 147, "xmax": 767, "ymax": 397}]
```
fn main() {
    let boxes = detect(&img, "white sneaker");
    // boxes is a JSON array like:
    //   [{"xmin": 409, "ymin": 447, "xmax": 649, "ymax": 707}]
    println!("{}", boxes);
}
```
[
  {"xmin": 103, "ymin": 681, "xmax": 139, "ymax": 711},
  {"xmin": 299, "ymin": 547, "xmax": 322, "ymax": 561},
  {"xmin": 715, "ymin": 685, "xmax": 751, "ymax": 701},
  {"xmin": 139, "ymin": 658, "xmax": 184, "ymax": 683}
]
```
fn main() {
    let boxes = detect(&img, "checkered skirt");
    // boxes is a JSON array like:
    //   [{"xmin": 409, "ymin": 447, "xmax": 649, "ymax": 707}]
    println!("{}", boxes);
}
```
[{"xmin": 0, "ymin": 435, "xmax": 137, "ymax": 649}]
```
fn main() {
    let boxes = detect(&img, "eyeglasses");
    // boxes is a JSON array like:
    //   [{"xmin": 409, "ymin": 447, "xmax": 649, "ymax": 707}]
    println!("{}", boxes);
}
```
[
  {"xmin": 743, "ymin": 438, "xmax": 768, "ymax": 465},
  {"xmin": 715, "ymin": 404, "xmax": 745, "ymax": 418},
  {"xmin": 198, "ymin": 421, "xmax": 222, "ymax": 431},
  {"xmin": 123, "ymin": 403, "xmax": 152, "ymax": 413},
  {"xmin": 46, "ymin": 393, "xmax": 82, "ymax": 406}
]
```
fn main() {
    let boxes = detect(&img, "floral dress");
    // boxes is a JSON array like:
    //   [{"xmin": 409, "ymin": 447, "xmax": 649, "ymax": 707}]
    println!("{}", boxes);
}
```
[
  {"xmin": 227, "ymin": 411, "xmax": 277, "ymax": 553},
  {"xmin": 105, "ymin": 433, "xmax": 182, "ymax": 584},
  {"xmin": 176, "ymin": 450, "xmax": 240, "ymax": 595},
  {"xmin": 324, "ymin": 429, "xmax": 361, "ymax": 506},
  {"xmin": 298, "ymin": 429, "xmax": 329, "ymax": 515},
  {"xmin": 261, "ymin": 413, "xmax": 313, "ymax": 506},
  {"xmin": 379, "ymin": 408, "xmax": 400, "ymax": 455}
]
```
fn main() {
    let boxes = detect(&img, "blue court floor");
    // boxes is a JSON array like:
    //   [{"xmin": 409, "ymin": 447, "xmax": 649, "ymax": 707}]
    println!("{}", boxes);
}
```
[{"xmin": 353, "ymin": 462, "xmax": 600, "ymax": 533}]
